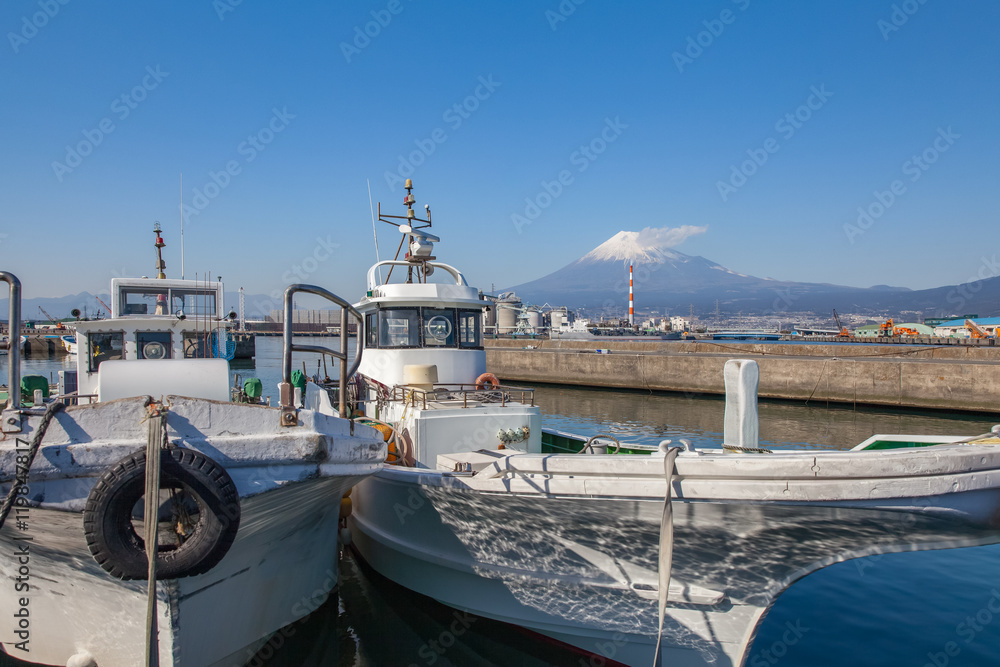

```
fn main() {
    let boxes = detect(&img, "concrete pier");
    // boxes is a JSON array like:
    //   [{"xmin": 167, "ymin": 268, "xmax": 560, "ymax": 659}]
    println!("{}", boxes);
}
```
[{"xmin": 485, "ymin": 339, "xmax": 1000, "ymax": 414}]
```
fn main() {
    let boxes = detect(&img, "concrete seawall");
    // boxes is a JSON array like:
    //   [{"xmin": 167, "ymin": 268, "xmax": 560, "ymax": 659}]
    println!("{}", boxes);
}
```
[{"xmin": 484, "ymin": 339, "xmax": 1000, "ymax": 414}]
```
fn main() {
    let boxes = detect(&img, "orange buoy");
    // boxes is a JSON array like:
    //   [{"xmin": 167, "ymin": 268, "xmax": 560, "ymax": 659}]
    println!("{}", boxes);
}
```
[
  {"xmin": 475, "ymin": 372, "xmax": 500, "ymax": 390},
  {"xmin": 339, "ymin": 496, "xmax": 353, "ymax": 519}
]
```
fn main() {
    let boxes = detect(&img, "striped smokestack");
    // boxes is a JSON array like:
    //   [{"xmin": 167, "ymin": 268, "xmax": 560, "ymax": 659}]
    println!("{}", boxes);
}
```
[{"xmin": 629, "ymin": 263, "xmax": 634, "ymax": 327}]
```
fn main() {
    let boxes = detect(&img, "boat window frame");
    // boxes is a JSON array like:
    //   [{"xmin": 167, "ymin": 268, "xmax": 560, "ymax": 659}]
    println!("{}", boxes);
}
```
[
  {"xmin": 88, "ymin": 330, "xmax": 126, "ymax": 372},
  {"xmin": 118, "ymin": 286, "xmax": 219, "ymax": 318},
  {"xmin": 367, "ymin": 306, "xmax": 483, "ymax": 350},
  {"xmin": 365, "ymin": 313, "xmax": 378, "ymax": 349},
  {"xmin": 457, "ymin": 308, "xmax": 483, "ymax": 350},
  {"xmin": 422, "ymin": 307, "xmax": 457, "ymax": 348},
  {"xmin": 182, "ymin": 331, "xmax": 213, "ymax": 358},
  {"xmin": 377, "ymin": 306, "xmax": 423, "ymax": 349},
  {"xmin": 137, "ymin": 331, "xmax": 173, "ymax": 360},
  {"xmin": 120, "ymin": 288, "xmax": 169, "ymax": 316}
]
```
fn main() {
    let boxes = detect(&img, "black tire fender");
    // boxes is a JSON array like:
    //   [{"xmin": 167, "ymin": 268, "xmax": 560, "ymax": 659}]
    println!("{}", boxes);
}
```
[{"xmin": 83, "ymin": 448, "xmax": 241, "ymax": 580}]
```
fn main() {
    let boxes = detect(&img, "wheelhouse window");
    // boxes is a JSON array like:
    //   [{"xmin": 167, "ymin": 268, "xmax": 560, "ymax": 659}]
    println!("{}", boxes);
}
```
[
  {"xmin": 379, "ymin": 308, "xmax": 421, "ymax": 348},
  {"xmin": 183, "ymin": 332, "xmax": 212, "ymax": 358},
  {"xmin": 423, "ymin": 309, "xmax": 456, "ymax": 348},
  {"xmin": 458, "ymin": 309, "xmax": 482, "ymax": 348},
  {"xmin": 170, "ymin": 289, "xmax": 217, "ymax": 318},
  {"xmin": 137, "ymin": 331, "xmax": 172, "ymax": 359},
  {"xmin": 89, "ymin": 332, "xmax": 124, "ymax": 372},
  {"xmin": 121, "ymin": 288, "xmax": 169, "ymax": 315},
  {"xmin": 120, "ymin": 287, "xmax": 217, "ymax": 317},
  {"xmin": 365, "ymin": 313, "xmax": 378, "ymax": 349},
  {"xmin": 369, "ymin": 306, "xmax": 482, "ymax": 349}
]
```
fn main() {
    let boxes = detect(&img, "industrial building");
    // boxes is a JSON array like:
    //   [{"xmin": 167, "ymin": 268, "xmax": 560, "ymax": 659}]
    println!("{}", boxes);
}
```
[
  {"xmin": 932, "ymin": 317, "xmax": 1000, "ymax": 338},
  {"xmin": 854, "ymin": 322, "xmax": 935, "ymax": 337}
]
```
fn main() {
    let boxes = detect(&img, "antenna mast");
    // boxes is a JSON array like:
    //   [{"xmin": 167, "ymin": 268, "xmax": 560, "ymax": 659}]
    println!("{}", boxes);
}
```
[
  {"xmin": 180, "ymin": 173, "xmax": 185, "ymax": 279},
  {"xmin": 368, "ymin": 179, "xmax": 383, "ymax": 283},
  {"xmin": 153, "ymin": 222, "xmax": 167, "ymax": 279}
]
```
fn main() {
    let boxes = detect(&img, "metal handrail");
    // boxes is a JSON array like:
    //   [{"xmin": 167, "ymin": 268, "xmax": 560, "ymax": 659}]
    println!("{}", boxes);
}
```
[
  {"xmin": 0, "ymin": 272, "xmax": 21, "ymax": 409},
  {"xmin": 280, "ymin": 284, "xmax": 364, "ymax": 421},
  {"xmin": 386, "ymin": 383, "xmax": 534, "ymax": 410},
  {"xmin": 366, "ymin": 260, "xmax": 468, "ymax": 290}
]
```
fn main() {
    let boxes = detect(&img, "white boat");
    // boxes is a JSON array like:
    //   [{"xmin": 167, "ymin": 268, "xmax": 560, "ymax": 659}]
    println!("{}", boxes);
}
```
[
  {"xmin": 0, "ymin": 229, "xmax": 385, "ymax": 667},
  {"xmin": 60, "ymin": 333, "xmax": 77, "ymax": 355},
  {"xmin": 313, "ymin": 182, "xmax": 1000, "ymax": 667}
]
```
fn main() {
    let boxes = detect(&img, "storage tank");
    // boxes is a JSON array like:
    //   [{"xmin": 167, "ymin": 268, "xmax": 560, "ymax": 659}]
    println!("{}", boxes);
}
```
[
  {"xmin": 526, "ymin": 308, "xmax": 542, "ymax": 330},
  {"xmin": 496, "ymin": 294, "xmax": 521, "ymax": 334},
  {"xmin": 483, "ymin": 300, "xmax": 497, "ymax": 329}
]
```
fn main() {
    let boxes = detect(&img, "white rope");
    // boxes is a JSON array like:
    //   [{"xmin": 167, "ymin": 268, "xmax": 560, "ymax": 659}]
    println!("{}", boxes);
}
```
[
  {"xmin": 653, "ymin": 445, "xmax": 682, "ymax": 666},
  {"xmin": 144, "ymin": 404, "xmax": 167, "ymax": 667}
]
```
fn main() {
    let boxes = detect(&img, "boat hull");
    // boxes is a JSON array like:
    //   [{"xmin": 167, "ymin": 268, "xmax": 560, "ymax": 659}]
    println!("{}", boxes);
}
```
[
  {"xmin": 1, "ymin": 474, "xmax": 360, "ymax": 667},
  {"xmin": 0, "ymin": 396, "xmax": 385, "ymax": 666},
  {"xmin": 350, "ymin": 462, "xmax": 1000, "ymax": 667}
]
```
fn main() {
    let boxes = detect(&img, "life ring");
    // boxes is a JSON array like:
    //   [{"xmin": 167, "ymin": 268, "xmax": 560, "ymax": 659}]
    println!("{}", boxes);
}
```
[
  {"xmin": 83, "ymin": 448, "xmax": 241, "ymax": 580},
  {"xmin": 475, "ymin": 372, "xmax": 500, "ymax": 390}
]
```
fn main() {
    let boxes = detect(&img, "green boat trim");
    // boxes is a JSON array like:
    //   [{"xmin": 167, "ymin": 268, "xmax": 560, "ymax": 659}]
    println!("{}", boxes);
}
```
[{"xmin": 541, "ymin": 427, "xmax": 659, "ymax": 455}]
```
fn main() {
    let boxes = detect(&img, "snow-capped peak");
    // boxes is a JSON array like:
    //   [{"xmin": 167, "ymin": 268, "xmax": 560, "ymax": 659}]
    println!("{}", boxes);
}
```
[{"xmin": 581, "ymin": 226, "xmax": 707, "ymax": 264}]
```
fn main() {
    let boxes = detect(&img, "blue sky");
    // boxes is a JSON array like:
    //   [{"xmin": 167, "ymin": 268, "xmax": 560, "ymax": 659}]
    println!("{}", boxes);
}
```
[{"xmin": 1, "ymin": 1, "xmax": 997, "ymax": 311}]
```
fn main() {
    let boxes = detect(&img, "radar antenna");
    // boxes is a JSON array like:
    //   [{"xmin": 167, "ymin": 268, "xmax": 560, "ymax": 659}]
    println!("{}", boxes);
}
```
[{"xmin": 376, "ymin": 179, "xmax": 439, "ymax": 284}]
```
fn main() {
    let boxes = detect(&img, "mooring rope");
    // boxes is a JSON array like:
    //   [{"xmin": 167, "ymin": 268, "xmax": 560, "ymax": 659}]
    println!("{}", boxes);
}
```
[
  {"xmin": 653, "ymin": 445, "xmax": 682, "ymax": 666},
  {"xmin": 0, "ymin": 401, "xmax": 64, "ymax": 531},
  {"xmin": 144, "ymin": 401, "xmax": 168, "ymax": 667}
]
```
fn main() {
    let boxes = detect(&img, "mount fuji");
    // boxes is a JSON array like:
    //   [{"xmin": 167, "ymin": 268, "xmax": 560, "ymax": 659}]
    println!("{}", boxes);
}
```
[{"xmin": 504, "ymin": 229, "xmax": 999, "ymax": 317}]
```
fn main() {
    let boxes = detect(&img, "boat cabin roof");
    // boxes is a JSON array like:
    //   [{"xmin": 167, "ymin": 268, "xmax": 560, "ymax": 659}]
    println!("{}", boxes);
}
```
[{"xmin": 109, "ymin": 277, "xmax": 224, "ymax": 319}]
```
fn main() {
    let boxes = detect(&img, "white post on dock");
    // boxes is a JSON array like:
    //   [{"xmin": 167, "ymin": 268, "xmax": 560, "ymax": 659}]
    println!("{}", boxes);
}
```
[{"xmin": 723, "ymin": 359, "xmax": 759, "ymax": 448}]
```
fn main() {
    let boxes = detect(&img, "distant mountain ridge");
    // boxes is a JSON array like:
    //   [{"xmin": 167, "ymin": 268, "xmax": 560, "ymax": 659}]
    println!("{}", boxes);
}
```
[{"xmin": 506, "ymin": 231, "xmax": 999, "ymax": 318}]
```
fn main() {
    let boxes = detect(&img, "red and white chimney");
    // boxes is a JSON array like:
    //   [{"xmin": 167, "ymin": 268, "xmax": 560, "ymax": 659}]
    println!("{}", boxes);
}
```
[{"xmin": 629, "ymin": 263, "xmax": 634, "ymax": 327}]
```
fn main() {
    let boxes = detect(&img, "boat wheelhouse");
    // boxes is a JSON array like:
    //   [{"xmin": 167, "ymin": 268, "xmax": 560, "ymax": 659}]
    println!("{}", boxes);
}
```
[
  {"xmin": 0, "ymin": 226, "xmax": 384, "ymax": 667},
  {"xmin": 70, "ymin": 276, "xmax": 234, "ymax": 402}
]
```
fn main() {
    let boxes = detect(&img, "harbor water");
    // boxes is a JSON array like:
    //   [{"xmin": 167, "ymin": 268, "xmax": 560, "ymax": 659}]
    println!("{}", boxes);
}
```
[{"xmin": 3, "ymin": 336, "xmax": 1000, "ymax": 666}]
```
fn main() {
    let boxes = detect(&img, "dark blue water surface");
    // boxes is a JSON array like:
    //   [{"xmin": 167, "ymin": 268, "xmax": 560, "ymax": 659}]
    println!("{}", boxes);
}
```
[{"xmin": 3, "ymin": 337, "xmax": 999, "ymax": 666}]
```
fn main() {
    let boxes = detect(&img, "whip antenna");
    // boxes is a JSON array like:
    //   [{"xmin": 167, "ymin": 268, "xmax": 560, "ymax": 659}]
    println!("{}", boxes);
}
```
[{"xmin": 368, "ymin": 179, "xmax": 383, "ymax": 283}]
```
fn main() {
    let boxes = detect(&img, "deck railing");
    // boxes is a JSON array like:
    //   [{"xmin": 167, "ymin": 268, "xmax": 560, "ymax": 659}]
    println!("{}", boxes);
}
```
[{"xmin": 386, "ymin": 383, "xmax": 535, "ymax": 410}]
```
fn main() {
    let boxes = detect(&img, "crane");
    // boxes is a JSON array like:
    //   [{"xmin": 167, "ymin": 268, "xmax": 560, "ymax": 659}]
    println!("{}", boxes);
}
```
[
  {"xmin": 832, "ymin": 309, "xmax": 850, "ymax": 337},
  {"xmin": 95, "ymin": 296, "xmax": 113, "ymax": 318},
  {"xmin": 966, "ymin": 319, "xmax": 992, "ymax": 339},
  {"xmin": 38, "ymin": 306, "xmax": 66, "ymax": 330}
]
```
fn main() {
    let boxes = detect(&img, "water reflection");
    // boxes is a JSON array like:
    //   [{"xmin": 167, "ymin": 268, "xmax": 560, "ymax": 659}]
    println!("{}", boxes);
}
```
[{"xmin": 531, "ymin": 383, "xmax": 1000, "ymax": 451}]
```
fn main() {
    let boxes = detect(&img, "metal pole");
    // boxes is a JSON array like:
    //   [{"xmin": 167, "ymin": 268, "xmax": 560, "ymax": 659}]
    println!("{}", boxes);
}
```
[
  {"xmin": 1, "ymin": 272, "xmax": 21, "ymax": 409},
  {"xmin": 282, "ymin": 290, "xmax": 294, "ymax": 386},
  {"xmin": 339, "ymin": 307, "xmax": 348, "ymax": 418}
]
